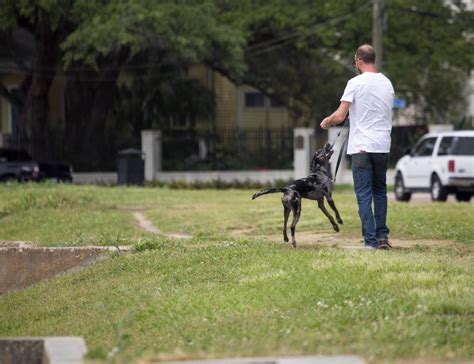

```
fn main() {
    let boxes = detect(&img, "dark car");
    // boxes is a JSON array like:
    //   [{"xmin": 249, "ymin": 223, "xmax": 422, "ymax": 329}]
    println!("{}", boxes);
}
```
[
  {"xmin": 0, "ymin": 148, "xmax": 40, "ymax": 182},
  {"xmin": 0, "ymin": 148, "xmax": 73, "ymax": 183}
]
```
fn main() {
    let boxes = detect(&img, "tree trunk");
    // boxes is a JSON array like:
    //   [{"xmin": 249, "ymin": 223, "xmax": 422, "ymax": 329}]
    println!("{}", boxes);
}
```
[
  {"xmin": 65, "ymin": 49, "xmax": 129, "ymax": 171},
  {"xmin": 22, "ymin": 9, "xmax": 59, "ymax": 160}
]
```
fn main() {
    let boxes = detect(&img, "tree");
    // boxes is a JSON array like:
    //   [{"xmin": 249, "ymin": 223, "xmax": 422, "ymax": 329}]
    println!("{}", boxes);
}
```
[
  {"xmin": 383, "ymin": 0, "xmax": 474, "ymax": 123},
  {"xmin": 212, "ymin": 0, "xmax": 474, "ymax": 125},
  {"xmin": 0, "ymin": 0, "xmax": 75, "ymax": 158},
  {"xmin": 0, "ymin": 0, "xmax": 246, "ymax": 166},
  {"xmin": 1, "ymin": 0, "xmax": 473, "ymax": 169}
]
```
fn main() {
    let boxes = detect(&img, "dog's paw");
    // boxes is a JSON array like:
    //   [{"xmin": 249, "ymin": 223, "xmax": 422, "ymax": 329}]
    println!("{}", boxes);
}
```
[
  {"xmin": 284, "ymin": 236, "xmax": 289, "ymax": 242},
  {"xmin": 292, "ymin": 241, "xmax": 296, "ymax": 248},
  {"xmin": 337, "ymin": 217, "xmax": 343, "ymax": 224},
  {"xmin": 333, "ymin": 224, "xmax": 340, "ymax": 232}
]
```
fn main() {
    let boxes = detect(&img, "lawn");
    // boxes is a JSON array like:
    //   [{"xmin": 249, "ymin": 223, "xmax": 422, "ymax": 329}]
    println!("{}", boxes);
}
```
[{"xmin": 0, "ymin": 183, "xmax": 473, "ymax": 363}]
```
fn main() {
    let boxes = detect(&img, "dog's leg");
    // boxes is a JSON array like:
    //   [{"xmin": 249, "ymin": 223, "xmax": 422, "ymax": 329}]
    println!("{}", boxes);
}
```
[
  {"xmin": 327, "ymin": 196, "xmax": 343, "ymax": 224},
  {"xmin": 317, "ymin": 198, "xmax": 339, "ymax": 232},
  {"xmin": 290, "ymin": 195, "xmax": 301, "ymax": 248},
  {"xmin": 282, "ymin": 198, "xmax": 291, "ymax": 243}
]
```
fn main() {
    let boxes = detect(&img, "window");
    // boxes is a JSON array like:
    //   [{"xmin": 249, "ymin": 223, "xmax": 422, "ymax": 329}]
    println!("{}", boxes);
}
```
[
  {"xmin": 244, "ymin": 92, "xmax": 265, "ymax": 108},
  {"xmin": 451, "ymin": 137, "xmax": 474, "ymax": 156},
  {"xmin": 437, "ymin": 136, "xmax": 474, "ymax": 156},
  {"xmin": 437, "ymin": 137, "xmax": 453, "ymax": 156},
  {"xmin": 414, "ymin": 137, "xmax": 436, "ymax": 157},
  {"xmin": 0, "ymin": 149, "xmax": 32, "ymax": 162}
]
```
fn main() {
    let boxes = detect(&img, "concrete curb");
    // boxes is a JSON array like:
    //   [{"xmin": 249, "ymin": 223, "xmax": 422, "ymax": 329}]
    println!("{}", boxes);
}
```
[
  {"xmin": 157, "ymin": 356, "xmax": 367, "ymax": 364},
  {"xmin": 0, "ymin": 337, "xmax": 87, "ymax": 364},
  {"xmin": 0, "ymin": 244, "xmax": 132, "ymax": 294}
]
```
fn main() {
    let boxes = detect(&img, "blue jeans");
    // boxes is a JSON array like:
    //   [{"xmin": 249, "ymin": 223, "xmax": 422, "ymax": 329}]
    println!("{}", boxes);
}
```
[{"xmin": 351, "ymin": 153, "xmax": 390, "ymax": 248}]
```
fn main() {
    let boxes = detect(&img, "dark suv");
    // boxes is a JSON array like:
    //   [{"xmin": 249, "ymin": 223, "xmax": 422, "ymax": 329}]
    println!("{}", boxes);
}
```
[
  {"xmin": 0, "ymin": 148, "xmax": 73, "ymax": 183},
  {"xmin": 0, "ymin": 148, "xmax": 40, "ymax": 182}
]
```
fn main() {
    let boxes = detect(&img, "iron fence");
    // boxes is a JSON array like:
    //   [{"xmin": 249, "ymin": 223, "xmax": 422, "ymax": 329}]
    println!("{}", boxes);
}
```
[
  {"xmin": 162, "ymin": 128, "xmax": 294, "ymax": 171},
  {"xmin": 1, "ymin": 125, "xmax": 430, "ymax": 172}
]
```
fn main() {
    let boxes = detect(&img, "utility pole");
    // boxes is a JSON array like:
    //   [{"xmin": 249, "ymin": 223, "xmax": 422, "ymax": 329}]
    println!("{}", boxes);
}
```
[{"xmin": 372, "ymin": 0, "xmax": 384, "ymax": 71}]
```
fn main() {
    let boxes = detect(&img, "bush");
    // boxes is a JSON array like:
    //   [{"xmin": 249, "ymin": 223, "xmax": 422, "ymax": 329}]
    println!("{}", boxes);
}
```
[{"xmin": 145, "ymin": 178, "xmax": 295, "ymax": 190}]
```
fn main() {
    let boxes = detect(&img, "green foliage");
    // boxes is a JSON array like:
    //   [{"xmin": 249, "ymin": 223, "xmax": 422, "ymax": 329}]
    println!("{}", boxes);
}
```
[
  {"xmin": 0, "ymin": 0, "xmax": 73, "ymax": 31},
  {"xmin": 145, "ymin": 178, "xmax": 294, "ymax": 190},
  {"xmin": 384, "ymin": 0, "xmax": 474, "ymax": 123},
  {"xmin": 1, "ymin": 0, "xmax": 473, "ymax": 166},
  {"xmin": 228, "ymin": 0, "xmax": 474, "ymax": 124},
  {"xmin": 62, "ymin": 0, "xmax": 246, "ymax": 74}
]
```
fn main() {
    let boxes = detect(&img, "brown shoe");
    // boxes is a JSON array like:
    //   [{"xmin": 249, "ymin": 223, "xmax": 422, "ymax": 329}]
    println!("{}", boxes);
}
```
[{"xmin": 378, "ymin": 239, "xmax": 392, "ymax": 250}]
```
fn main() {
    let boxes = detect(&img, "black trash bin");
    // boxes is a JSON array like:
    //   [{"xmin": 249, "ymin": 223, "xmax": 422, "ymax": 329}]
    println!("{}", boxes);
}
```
[{"xmin": 117, "ymin": 148, "xmax": 144, "ymax": 186}]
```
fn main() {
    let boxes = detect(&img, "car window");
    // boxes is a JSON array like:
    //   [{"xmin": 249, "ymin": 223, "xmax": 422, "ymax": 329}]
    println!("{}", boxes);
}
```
[
  {"xmin": 0, "ymin": 149, "xmax": 32, "ymax": 162},
  {"xmin": 451, "ymin": 137, "xmax": 474, "ymax": 156},
  {"xmin": 437, "ymin": 137, "xmax": 453, "ymax": 156},
  {"xmin": 413, "ymin": 137, "xmax": 436, "ymax": 157}
]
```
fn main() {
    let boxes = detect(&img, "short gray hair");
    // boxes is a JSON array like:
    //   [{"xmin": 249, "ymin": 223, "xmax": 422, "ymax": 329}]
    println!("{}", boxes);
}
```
[{"xmin": 356, "ymin": 44, "xmax": 376, "ymax": 64}]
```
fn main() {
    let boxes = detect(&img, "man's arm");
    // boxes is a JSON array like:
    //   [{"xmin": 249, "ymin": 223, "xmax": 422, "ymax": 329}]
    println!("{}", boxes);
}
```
[{"xmin": 320, "ymin": 101, "xmax": 351, "ymax": 130}]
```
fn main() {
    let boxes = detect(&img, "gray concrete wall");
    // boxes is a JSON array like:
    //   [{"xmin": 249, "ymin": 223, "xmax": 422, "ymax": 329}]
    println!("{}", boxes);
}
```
[
  {"xmin": 0, "ymin": 339, "xmax": 44, "ymax": 364},
  {"xmin": 72, "ymin": 172, "xmax": 117, "ymax": 185},
  {"xmin": 0, "ymin": 337, "xmax": 87, "ymax": 364},
  {"xmin": 0, "ymin": 244, "xmax": 110, "ymax": 294},
  {"xmin": 153, "ymin": 170, "xmax": 294, "ymax": 183},
  {"xmin": 72, "ymin": 169, "xmax": 397, "ymax": 185}
]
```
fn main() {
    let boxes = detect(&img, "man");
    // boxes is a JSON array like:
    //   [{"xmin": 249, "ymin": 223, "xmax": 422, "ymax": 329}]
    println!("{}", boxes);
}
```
[{"xmin": 320, "ymin": 44, "xmax": 394, "ymax": 250}]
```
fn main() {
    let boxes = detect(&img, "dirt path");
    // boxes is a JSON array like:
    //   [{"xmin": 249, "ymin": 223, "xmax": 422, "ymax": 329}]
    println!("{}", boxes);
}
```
[
  {"xmin": 231, "ymin": 230, "xmax": 460, "ymax": 250},
  {"xmin": 132, "ymin": 211, "xmax": 192, "ymax": 239}
]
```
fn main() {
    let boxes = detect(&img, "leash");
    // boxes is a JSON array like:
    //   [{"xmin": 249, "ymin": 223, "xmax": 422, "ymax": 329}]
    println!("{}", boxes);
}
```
[
  {"xmin": 330, "ymin": 119, "xmax": 349, "ymax": 182},
  {"xmin": 330, "ymin": 118, "xmax": 348, "ymax": 149}
]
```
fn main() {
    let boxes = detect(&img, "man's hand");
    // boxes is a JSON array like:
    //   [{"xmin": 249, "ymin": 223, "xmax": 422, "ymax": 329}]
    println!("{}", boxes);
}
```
[
  {"xmin": 320, "ymin": 117, "xmax": 332, "ymax": 130},
  {"xmin": 320, "ymin": 101, "xmax": 351, "ymax": 130}
]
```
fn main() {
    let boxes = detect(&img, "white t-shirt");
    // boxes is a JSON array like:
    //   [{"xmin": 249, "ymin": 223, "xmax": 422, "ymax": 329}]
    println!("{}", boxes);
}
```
[{"xmin": 340, "ymin": 72, "xmax": 394, "ymax": 154}]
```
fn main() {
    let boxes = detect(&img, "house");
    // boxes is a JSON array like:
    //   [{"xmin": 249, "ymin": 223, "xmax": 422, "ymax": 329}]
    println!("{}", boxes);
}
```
[
  {"xmin": 1, "ymin": 28, "xmax": 297, "ymax": 170},
  {"xmin": 160, "ymin": 64, "xmax": 298, "ymax": 170},
  {"xmin": 186, "ymin": 64, "xmax": 295, "ymax": 131}
]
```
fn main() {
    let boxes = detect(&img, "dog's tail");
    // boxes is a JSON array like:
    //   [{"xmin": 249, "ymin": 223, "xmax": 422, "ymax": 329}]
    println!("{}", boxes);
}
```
[{"xmin": 252, "ymin": 188, "xmax": 288, "ymax": 200}]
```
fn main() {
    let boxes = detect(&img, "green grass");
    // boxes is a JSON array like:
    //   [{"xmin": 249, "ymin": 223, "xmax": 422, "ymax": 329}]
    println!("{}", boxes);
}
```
[
  {"xmin": 1, "ymin": 183, "xmax": 472, "ymax": 244},
  {"xmin": 0, "ymin": 183, "xmax": 473, "ymax": 363}
]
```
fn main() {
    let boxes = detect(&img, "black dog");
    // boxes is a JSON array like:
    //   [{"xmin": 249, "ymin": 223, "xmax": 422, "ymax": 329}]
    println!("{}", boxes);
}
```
[{"xmin": 252, "ymin": 143, "xmax": 343, "ymax": 247}]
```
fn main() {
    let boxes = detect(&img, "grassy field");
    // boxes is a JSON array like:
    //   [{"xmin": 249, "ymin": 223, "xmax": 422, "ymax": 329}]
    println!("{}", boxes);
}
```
[{"xmin": 0, "ymin": 183, "xmax": 473, "ymax": 363}]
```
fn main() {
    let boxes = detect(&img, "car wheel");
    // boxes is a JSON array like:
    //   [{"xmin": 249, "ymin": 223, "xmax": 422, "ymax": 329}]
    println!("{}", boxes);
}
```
[
  {"xmin": 455, "ymin": 191, "xmax": 472, "ymax": 202},
  {"xmin": 394, "ymin": 173, "xmax": 411, "ymax": 202},
  {"xmin": 431, "ymin": 175, "xmax": 448, "ymax": 202}
]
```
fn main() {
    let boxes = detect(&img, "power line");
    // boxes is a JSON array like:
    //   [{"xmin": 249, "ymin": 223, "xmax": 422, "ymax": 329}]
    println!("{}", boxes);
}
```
[{"xmin": 246, "ymin": 1, "xmax": 371, "ymax": 58}]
